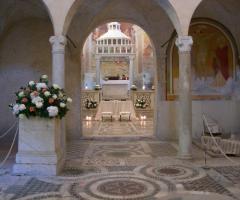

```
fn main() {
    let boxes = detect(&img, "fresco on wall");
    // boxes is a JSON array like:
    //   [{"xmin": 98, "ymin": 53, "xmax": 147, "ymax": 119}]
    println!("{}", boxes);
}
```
[
  {"xmin": 171, "ymin": 23, "xmax": 235, "ymax": 96},
  {"xmin": 142, "ymin": 32, "xmax": 154, "ymax": 88}
]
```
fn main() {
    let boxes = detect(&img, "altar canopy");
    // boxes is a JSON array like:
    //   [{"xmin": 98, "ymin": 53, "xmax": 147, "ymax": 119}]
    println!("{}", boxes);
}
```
[{"xmin": 95, "ymin": 100, "xmax": 137, "ymax": 120}]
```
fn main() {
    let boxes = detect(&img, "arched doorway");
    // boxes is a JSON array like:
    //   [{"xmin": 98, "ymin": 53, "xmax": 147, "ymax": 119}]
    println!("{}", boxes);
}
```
[
  {"xmin": 0, "ymin": 0, "xmax": 54, "ymax": 147},
  {"xmin": 63, "ymin": 0, "xmax": 180, "ymax": 141},
  {"xmin": 81, "ymin": 21, "xmax": 156, "ymax": 138}
]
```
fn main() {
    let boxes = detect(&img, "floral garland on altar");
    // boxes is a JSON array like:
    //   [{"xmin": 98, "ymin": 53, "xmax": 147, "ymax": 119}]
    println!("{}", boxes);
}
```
[
  {"xmin": 9, "ymin": 75, "xmax": 72, "ymax": 119},
  {"xmin": 85, "ymin": 99, "xmax": 98, "ymax": 109},
  {"xmin": 135, "ymin": 97, "xmax": 148, "ymax": 109}
]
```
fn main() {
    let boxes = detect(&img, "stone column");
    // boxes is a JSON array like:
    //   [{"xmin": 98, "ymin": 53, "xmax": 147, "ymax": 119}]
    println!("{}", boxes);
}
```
[
  {"xmin": 49, "ymin": 35, "xmax": 67, "ymax": 171},
  {"xmin": 49, "ymin": 35, "xmax": 67, "ymax": 88},
  {"xmin": 154, "ymin": 48, "xmax": 168, "ymax": 140},
  {"xmin": 129, "ymin": 56, "xmax": 135, "ymax": 87},
  {"xmin": 96, "ymin": 56, "xmax": 101, "ymax": 85},
  {"xmin": 175, "ymin": 36, "xmax": 193, "ymax": 159}
]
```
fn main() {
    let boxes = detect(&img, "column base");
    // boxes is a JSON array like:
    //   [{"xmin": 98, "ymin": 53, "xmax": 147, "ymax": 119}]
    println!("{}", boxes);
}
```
[{"xmin": 177, "ymin": 153, "xmax": 193, "ymax": 160}]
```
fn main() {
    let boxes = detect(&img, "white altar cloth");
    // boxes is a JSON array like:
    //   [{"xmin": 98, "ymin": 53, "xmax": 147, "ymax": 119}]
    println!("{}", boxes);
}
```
[
  {"xmin": 95, "ymin": 100, "xmax": 137, "ymax": 120},
  {"xmin": 102, "ymin": 80, "xmax": 129, "ymax": 100}
]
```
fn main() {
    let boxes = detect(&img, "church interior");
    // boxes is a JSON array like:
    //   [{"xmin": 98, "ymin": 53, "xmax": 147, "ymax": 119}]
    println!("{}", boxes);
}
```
[{"xmin": 0, "ymin": 0, "xmax": 240, "ymax": 199}]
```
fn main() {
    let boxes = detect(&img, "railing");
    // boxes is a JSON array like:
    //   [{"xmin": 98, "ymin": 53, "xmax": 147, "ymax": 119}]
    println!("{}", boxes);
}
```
[{"xmin": 96, "ymin": 44, "xmax": 135, "ymax": 54}]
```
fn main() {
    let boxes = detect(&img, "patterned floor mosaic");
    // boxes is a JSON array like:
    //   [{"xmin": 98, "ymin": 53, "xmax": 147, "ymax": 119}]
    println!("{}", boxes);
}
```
[
  {"xmin": 82, "ymin": 120, "xmax": 153, "ymax": 136},
  {"xmin": 1, "ymin": 140, "xmax": 240, "ymax": 200}
]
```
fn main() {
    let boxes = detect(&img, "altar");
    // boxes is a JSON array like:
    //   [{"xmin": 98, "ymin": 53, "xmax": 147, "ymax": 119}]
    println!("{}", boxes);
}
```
[
  {"xmin": 102, "ymin": 80, "xmax": 129, "ymax": 100},
  {"xmin": 95, "ymin": 100, "xmax": 137, "ymax": 120}
]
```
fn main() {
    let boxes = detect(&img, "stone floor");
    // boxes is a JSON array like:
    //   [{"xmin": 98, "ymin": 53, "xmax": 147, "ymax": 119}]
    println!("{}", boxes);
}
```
[
  {"xmin": 0, "ymin": 139, "xmax": 240, "ymax": 200},
  {"xmin": 82, "ymin": 120, "xmax": 154, "ymax": 137}
]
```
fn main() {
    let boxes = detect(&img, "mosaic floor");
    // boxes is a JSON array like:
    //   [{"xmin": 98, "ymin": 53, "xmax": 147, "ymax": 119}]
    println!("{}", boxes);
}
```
[
  {"xmin": 0, "ymin": 140, "xmax": 240, "ymax": 200},
  {"xmin": 82, "ymin": 120, "xmax": 154, "ymax": 137}
]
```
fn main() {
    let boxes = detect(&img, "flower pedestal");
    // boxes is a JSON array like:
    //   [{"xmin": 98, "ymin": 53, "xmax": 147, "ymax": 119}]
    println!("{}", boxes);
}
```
[{"xmin": 13, "ymin": 117, "xmax": 65, "ymax": 176}]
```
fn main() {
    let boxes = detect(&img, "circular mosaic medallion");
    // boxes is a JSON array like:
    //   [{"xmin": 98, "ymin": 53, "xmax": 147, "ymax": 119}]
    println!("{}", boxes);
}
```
[
  {"xmin": 139, "ymin": 165, "xmax": 206, "ymax": 183},
  {"xmin": 70, "ymin": 174, "xmax": 175, "ymax": 200},
  {"xmin": 97, "ymin": 180, "xmax": 147, "ymax": 196},
  {"xmin": 156, "ymin": 167, "xmax": 184, "ymax": 176}
]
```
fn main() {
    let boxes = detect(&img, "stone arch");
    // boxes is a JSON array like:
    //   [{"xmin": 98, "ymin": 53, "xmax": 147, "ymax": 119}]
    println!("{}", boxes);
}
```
[
  {"xmin": 190, "ymin": 0, "xmax": 240, "ymax": 54},
  {"xmin": 0, "ymin": 0, "xmax": 54, "ymax": 145},
  {"xmin": 63, "ymin": 0, "xmax": 183, "ymax": 36},
  {"xmin": 167, "ymin": 18, "xmax": 238, "ymax": 97},
  {"xmin": 64, "ymin": 0, "xmax": 176, "ymax": 139}
]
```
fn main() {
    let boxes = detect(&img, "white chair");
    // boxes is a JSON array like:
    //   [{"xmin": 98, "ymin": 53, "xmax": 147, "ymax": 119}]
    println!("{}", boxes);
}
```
[
  {"xmin": 119, "ymin": 112, "xmax": 131, "ymax": 121},
  {"xmin": 101, "ymin": 112, "xmax": 113, "ymax": 121}
]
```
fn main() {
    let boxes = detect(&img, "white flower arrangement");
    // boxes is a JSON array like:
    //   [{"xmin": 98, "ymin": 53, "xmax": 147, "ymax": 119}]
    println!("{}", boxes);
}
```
[
  {"xmin": 47, "ymin": 106, "xmax": 59, "ymax": 117},
  {"xmin": 9, "ymin": 75, "xmax": 72, "ymax": 119}
]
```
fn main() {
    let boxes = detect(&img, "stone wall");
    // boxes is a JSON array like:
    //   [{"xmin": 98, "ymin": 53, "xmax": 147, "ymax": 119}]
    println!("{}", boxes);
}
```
[
  {"xmin": 0, "ymin": 19, "xmax": 53, "ymax": 145},
  {"xmin": 157, "ymin": 100, "xmax": 240, "ymax": 140}
]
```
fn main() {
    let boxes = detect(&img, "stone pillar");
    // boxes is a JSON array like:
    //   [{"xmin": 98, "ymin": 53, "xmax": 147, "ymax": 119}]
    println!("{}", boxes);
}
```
[
  {"xmin": 96, "ymin": 56, "xmax": 101, "ymax": 85},
  {"xmin": 154, "ymin": 48, "xmax": 168, "ymax": 140},
  {"xmin": 49, "ymin": 35, "xmax": 67, "ymax": 88},
  {"xmin": 175, "ymin": 36, "xmax": 193, "ymax": 159},
  {"xmin": 129, "ymin": 56, "xmax": 135, "ymax": 87},
  {"xmin": 49, "ymin": 35, "xmax": 67, "ymax": 172}
]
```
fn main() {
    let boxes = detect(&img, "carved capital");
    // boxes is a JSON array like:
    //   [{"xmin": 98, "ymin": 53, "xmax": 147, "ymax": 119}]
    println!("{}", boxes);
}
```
[
  {"xmin": 49, "ymin": 35, "xmax": 67, "ymax": 53},
  {"xmin": 175, "ymin": 36, "xmax": 193, "ymax": 52}
]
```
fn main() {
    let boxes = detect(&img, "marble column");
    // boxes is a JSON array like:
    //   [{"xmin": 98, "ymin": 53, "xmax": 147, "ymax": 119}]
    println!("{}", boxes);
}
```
[
  {"xmin": 175, "ymin": 36, "xmax": 193, "ymax": 159},
  {"xmin": 154, "ymin": 48, "xmax": 168, "ymax": 140},
  {"xmin": 129, "ymin": 56, "xmax": 135, "ymax": 87},
  {"xmin": 49, "ymin": 35, "xmax": 67, "ymax": 168},
  {"xmin": 49, "ymin": 35, "xmax": 67, "ymax": 88},
  {"xmin": 96, "ymin": 56, "xmax": 101, "ymax": 85}
]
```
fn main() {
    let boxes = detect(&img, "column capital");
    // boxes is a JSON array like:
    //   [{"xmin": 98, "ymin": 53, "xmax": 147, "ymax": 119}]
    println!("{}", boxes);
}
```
[
  {"xmin": 49, "ymin": 35, "xmax": 67, "ymax": 53},
  {"xmin": 175, "ymin": 36, "xmax": 193, "ymax": 52},
  {"xmin": 129, "ymin": 55, "xmax": 135, "ymax": 60}
]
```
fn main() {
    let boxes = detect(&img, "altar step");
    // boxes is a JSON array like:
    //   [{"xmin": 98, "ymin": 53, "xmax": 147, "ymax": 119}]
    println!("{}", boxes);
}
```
[{"xmin": 80, "ymin": 135, "xmax": 156, "ymax": 142}]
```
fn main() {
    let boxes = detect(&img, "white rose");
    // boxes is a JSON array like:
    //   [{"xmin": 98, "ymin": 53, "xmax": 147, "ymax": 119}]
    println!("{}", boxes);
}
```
[
  {"xmin": 60, "ymin": 102, "xmax": 66, "ymax": 108},
  {"xmin": 18, "ymin": 91, "xmax": 24, "ymax": 97},
  {"xmin": 28, "ymin": 81, "xmax": 35, "ymax": 86},
  {"xmin": 13, "ymin": 104, "xmax": 20, "ymax": 115},
  {"xmin": 36, "ymin": 102, "xmax": 43, "ymax": 108},
  {"xmin": 19, "ymin": 114, "xmax": 26, "ymax": 119},
  {"xmin": 67, "ymin": 97, "xmax": 73, "ymax": 103},
  {"xmin": 59, "ymin": 92, "xmax": 63, "ymax": 98},
  {"xmin": 53, "ymin": 84, "xmax": 60, "ymax": 89},
  {"xmin": 47, "ymin": 106, "xmax": 59, "ymax": 117},
  {"xmin": 36, "ymin": 83, "xmax": 47, "ymax": 91},
  {"xmin": 44, "ymin": 91, "xmax": 51, "ymax": 97},
  {"xmin": 41, "ymin": 75, "xmax": 48, "ymax": 79},
  {"xmin": 19, "ymin": 104, "xmax": 26, "ymax": 111},
  {"xmin": 30, "ymin": 92, "xmax": 38, "ymax": 99},
  {"xmin": 32, "ymin": 96, "xmax": 43, "ymax": 105},
  {"xmin": 52, "ymin": 94, "xmax": 57, "ymax": 99}
]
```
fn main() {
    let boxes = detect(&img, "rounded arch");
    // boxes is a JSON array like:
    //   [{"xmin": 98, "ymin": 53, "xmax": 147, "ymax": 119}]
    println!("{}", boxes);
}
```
[
  {"xmin": 167, "ymin": 18, "xmax": 238, "ymax": 97},
  {"xmin": 63, "ymin": 0, "xmax": 183, "ymax": 36},
  {"xmin": 0, "ymin": 0, "xmax": 54, "ymax": 37},
  {"xmin": 76, "ymin": 18, "xmax": 158, "ymax": 58},
  {"xmin": 65, "ymin": 18, "xmax": 164, "ymax": 139},
  {"xmin": 40, "ymin": 0, "xmax": 55, "ymax": 30}
]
